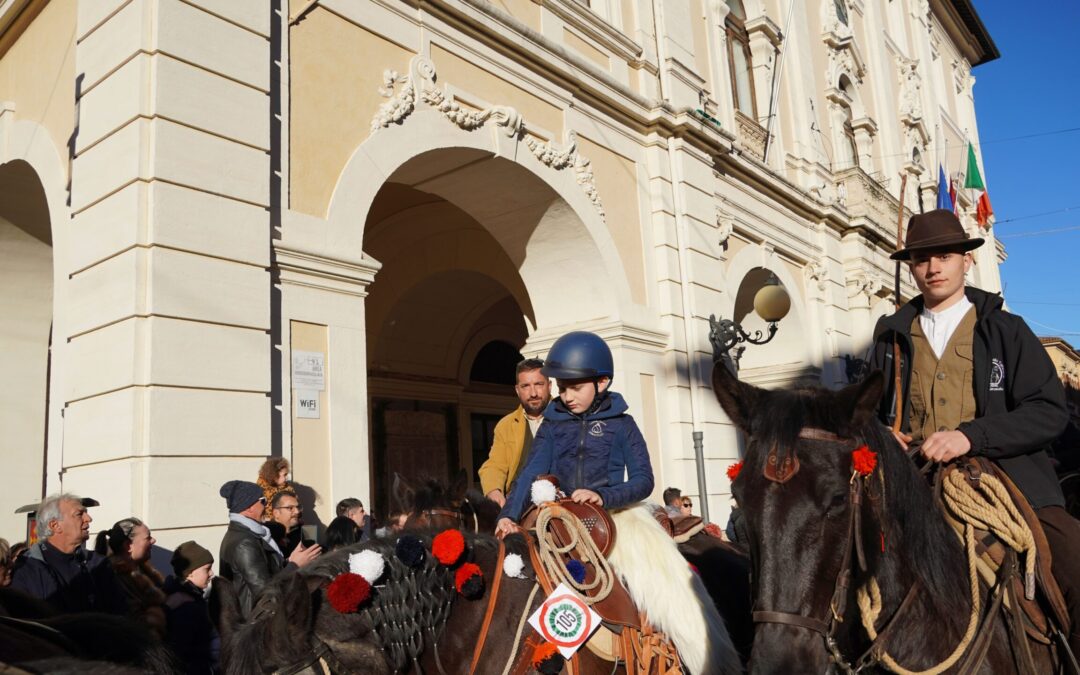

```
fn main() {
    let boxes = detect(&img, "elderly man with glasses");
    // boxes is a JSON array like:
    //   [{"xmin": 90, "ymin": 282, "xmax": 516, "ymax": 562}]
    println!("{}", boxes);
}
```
[{"xmin": 218, "ymin": 480, "xmax": 320, "ymax": 618}]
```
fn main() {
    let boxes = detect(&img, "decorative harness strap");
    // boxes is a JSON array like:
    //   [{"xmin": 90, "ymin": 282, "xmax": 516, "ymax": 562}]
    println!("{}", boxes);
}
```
[{"xmin": 469, "ymin": 539, "xmax": 508, "ymax": 674}]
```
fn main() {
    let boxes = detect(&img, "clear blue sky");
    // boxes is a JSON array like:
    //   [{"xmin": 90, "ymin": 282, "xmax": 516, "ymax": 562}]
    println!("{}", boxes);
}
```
[{"xmin": 973, "ymin": 2, "xmax": 1080, "ymax": 338}]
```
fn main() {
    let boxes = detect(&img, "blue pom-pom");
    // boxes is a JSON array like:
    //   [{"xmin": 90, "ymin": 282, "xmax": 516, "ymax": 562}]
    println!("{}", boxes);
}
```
[
  {"xmin": 566, "ymin": 559, "xmax": 586, "ymax": 584},
  {"xmin": 395, "ymin": 535, "xmax": 426, "ymax": 568}
]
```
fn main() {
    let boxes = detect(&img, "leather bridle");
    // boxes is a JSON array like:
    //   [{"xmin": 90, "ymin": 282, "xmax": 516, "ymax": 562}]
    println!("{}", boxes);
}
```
[{"xmin": 750, "ymin": 427, "xmax": 919, "ymax": 673}]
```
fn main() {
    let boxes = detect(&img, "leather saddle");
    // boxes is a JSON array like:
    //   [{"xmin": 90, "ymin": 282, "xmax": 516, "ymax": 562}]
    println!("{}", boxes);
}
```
[
  {"xmin": 519, "ymin": 481, "xmax": 641, "ymax": 630},
  {"xmin": 941, "ymin": 458, "xmax": 1071, "ymax": 640}
]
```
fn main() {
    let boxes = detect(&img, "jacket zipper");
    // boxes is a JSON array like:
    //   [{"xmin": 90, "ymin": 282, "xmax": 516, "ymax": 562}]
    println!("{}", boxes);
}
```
[{"xmin": 575, "ymin": 416, "xmax": 588, "ymax": 490}]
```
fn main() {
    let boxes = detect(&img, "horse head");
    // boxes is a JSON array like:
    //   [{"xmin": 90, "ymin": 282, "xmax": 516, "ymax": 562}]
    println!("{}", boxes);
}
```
[
  {"xmin": 400, "ymin": 470, "xmax": 488, "ymax": 532},
  {"xmin": 712, "ymin": 361, "xmax": 968, "ymax": 672}
]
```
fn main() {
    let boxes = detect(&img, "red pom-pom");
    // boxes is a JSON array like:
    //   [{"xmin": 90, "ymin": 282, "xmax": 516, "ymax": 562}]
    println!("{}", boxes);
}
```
[
  {"xmin": 432, "ymin": 529, "xmax": 465, "ymax": 566},
  {"xmin": 327, "ymin": 572, "xmax": 371, "ymax": 613},
  {"xmin": 455, "ymin": 562, "xmax": 484, "ymax": 598},
  {"xmin": 726, "ymin": 460, "xmax": 744, "ymax": 481},
  {"xmin": 852, "ymin": 445, "xmax": 878, "ymax": 476}
]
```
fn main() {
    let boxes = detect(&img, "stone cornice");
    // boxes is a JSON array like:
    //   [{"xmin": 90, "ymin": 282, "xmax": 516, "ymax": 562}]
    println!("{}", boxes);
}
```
[
  {"xmin": 273, "ymin": 242, "xmax": 381, "ymax": 296},
  {"xmin": 539, "ymin": 0, "xmax": 643, "ymax": 64}
]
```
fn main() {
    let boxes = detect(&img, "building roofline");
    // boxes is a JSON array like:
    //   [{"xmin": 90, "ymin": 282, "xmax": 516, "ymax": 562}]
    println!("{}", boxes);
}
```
[{"xmin": 930, "ymin": 0, "xmax": 1000, "ymax": 67}]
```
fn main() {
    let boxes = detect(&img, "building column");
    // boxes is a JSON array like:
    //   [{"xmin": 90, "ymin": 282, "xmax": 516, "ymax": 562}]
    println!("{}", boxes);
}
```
[{"xmin": 64, "ymin": 0, "xmax": 271, "ymax": 551}]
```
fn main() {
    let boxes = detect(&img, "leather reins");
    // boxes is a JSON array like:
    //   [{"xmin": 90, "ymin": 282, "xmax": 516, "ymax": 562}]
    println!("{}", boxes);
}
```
[{"xmin": 750, "ymin": 427, "xmax": 920, "ymax": 673}]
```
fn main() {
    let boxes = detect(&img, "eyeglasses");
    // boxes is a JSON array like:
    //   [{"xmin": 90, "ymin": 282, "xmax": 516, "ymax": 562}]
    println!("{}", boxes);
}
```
[
  {"xmin": 258, "ymin": 497, "xmax": 267, "ymax": 506},
  {"xmin": 274, "ymin": 504, "xmax": 302, "ymax": 512},
  {"xmin": 682, "ymin": 501, "xmax": 693, "ymax": 508}
]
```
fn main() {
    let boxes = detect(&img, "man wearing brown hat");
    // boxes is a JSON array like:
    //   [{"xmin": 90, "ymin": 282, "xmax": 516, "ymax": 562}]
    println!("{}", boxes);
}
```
[{"xmin": 868, "ymin": 209, "xmax": 1080, "ymax": 656}]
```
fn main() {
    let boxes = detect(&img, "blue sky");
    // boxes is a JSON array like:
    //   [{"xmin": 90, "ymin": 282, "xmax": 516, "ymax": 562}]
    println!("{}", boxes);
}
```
[{"xmin": 972, "ymin": 2, "xmax": 1080, "ymax": 338}]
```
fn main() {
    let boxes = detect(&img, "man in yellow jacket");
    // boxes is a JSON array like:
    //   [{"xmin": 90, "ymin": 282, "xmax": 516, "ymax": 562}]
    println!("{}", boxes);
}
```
[{"xmin": 478, "ymin": 358, "xmax": 551, "ymax": 507}]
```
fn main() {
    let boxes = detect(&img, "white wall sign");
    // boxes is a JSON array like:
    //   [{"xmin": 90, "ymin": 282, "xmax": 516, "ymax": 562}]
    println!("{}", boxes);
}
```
[
  {"xmin": 296, "ymin": 390, "xmax": 320, "ymax": 419},
  {"xmin": 292, "ymin": 351, "xmax": 325, "ymax": 391}
]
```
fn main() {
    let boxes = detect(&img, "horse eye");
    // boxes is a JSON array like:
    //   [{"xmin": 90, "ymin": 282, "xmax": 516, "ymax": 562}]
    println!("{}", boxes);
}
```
[{"xmin": 827, "ymin": 493, "xmax": 847, "ymax": 512}]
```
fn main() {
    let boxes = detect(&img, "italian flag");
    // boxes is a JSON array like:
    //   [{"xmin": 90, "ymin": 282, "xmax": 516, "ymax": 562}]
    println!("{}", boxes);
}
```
[{"xmin": 964, "ymin": 142, "xmax": 994, "ymax": 228}]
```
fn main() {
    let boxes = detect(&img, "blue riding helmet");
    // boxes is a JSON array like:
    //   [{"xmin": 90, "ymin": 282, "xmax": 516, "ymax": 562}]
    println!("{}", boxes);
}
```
[{"xmin": 541, "ymin": 331, "xmax": 614, "ymax": 381}]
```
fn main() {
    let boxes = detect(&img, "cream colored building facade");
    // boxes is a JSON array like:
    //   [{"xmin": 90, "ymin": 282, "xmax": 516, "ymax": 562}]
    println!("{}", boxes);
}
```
[{"xmin": 0, "ymin": 0, "xmax": 1000, "ymax": 550}]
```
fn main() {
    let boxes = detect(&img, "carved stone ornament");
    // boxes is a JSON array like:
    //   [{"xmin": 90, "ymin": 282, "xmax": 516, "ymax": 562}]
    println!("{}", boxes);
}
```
[
  {"xmin": 805, "ymin": 261, "xmax": 828, "ymax": 291},
  {"xmin": 897, "ymin": 58, "xmax": 923, "ymax": 120},
  {"xmin": 847, "ymin": 271, "xmax": 880, "ymax": 300},
  {"xmin": 370, "ymin": 56, "xmax": 604, "ymax": 219},
  {"xmin": 716, "ymin": 209, "xmax": 735, "ymax": 247}
]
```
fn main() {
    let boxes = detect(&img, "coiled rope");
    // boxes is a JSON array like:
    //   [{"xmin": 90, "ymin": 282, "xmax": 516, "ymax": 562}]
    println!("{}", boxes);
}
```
[
  {"xmin": 857, "ymin": 468, "xmax": 1037, "ymax": 674},
  {"xmin": 535, "ymin": 504, "xmax": 614, "ymax": 604}
]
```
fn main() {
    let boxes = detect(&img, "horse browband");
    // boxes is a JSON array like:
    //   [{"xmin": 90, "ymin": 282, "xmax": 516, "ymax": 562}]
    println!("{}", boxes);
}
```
[{"xmin": 763, "ymin": 427, "xmax": 850, "ymax": 483}]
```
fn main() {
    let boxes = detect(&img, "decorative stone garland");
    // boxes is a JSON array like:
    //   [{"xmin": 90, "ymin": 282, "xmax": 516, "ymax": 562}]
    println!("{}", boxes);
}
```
[{"xmin": 371, "ymin": 55, "xmax": 605, "ymax": 219}]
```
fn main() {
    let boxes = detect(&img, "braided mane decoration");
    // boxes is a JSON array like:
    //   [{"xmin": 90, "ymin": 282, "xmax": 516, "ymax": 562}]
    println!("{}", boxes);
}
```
[{"xmin": 361, "ymin": 540, "xmax": 455, "ymax": 672}]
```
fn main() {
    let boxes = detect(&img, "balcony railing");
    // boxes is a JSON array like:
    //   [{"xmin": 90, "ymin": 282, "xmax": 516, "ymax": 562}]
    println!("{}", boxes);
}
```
[
  {"xmin": 834, "ymin": 166, "xmax": 910, "ymax": 241},
  {"xmin": 735, "ymin": 111, "xmax": 768, "ymax": 161}
]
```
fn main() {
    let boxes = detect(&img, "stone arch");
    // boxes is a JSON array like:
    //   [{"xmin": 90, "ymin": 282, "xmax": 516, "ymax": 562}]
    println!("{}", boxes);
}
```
[
  {"xmin": 319, "ymin": 106, "xmax": 634, "ymax": 330},
  {"xmin": 0, "ymin": 114, "xmax": 71, "ymax": 535}
]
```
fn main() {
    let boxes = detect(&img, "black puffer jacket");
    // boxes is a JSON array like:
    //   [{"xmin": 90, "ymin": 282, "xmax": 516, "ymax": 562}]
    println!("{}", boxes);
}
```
[
  {"xmin": 218, "ymin": 520, "xmax": 293, "ymax": 617},
  {"xmin": 868, "ymin": 286, "xmax": 1069, "ymax": 509}
]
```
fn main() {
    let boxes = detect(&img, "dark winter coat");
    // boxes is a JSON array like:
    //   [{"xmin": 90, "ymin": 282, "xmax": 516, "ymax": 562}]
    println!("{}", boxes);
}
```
[
  {"xmin": 218, "ymin": 519, "xmax": 293, "ymax": 617},
  {"xmin": 8, "ymin": 541, "xmax": 127, "ymax": 614},
  {"xmin": 869, "ymin": 286, "xmax": 1069, "ymax": 509},
  {"xmin": 164, "ymin": 577, "xmax": 220, "ymax": 674},
  {"xmin": 500, "ymin": 391, "xmax": 655, "ymax": 521}
]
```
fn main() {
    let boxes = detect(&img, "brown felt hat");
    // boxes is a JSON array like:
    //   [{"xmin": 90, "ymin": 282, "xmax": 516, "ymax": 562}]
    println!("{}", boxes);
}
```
[{"xmin": 890, "ymin": 209, "xmax": 984, "ymax": 261}]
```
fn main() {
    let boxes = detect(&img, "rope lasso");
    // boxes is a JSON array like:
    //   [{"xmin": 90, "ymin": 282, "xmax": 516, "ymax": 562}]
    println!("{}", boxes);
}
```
[
  {"xmin": 941, "ymin": 469, "xmax": 1037, "ymax": 598},
  {"xmin": 534, "ymin": 503, "xmax": 614, "ymax": 604},
  {"xmin": 858, "ymin": 520, "xmax": 981, "ymax": 675}
]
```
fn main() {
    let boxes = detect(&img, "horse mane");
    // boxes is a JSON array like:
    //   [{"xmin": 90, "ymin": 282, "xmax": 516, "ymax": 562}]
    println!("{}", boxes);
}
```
[{"xmin": 742, "ymin": 385, "xmax": 966, "ymax": 616}]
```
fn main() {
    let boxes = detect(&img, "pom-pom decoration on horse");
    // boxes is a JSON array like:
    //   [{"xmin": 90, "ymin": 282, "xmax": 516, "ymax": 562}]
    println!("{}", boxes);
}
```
[
  {"xmin": 531, "ymin": 641, "xmax": 564, "ymax": 674},
  {"xmin": 566, "ymin": 558, "xmax": 587, "ymax": 584},
  {"xmin": 394, "ymin": 534, "xmax": 426, "ymax": 568},
  {"xmin": 726, "ymin": 460, "xmax": 743, "ymax": 481},
  {"xmin": 531, "ymin": 478, "xmax": 558, "ymax": 506},
  {"xmin": 348, "ymin": 549, "xmax": 386, "ymax": 583},
  {"xmin": 454, "ymin": 562, "xmax": 484, "ymax": 599},
  {"xmin": 432, "ymin": 529, "xmax": 465, "ymax": 566},
  {"xmin": 851, "ymin": 445, "xmax": 878, "ymax": 477},
  {"xmin": 503, "ymin": 552, "xmax": 527, "ymax": 579},
  {"xmin": 326, "ymin": 572, "xmax": 372, "ymax": 613}
]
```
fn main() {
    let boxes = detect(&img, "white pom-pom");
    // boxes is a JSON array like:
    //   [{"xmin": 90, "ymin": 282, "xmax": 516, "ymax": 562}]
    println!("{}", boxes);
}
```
[
  {"xmin": 503, "ymin": 552, "xmax": 526, "ymax": 579},
  {"xmin": 531, "ymin": 479, "xmax": 558, "ymax": 506},
  {"xmin": 348, "ymin": 550, "xmax": 385, "ymax": 583}
]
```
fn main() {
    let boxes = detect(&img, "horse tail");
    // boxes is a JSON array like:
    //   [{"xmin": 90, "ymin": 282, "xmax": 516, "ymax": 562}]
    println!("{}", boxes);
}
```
[{"xmin": 608, "ymin": 503, "xmax": 743, "ymax": 675}]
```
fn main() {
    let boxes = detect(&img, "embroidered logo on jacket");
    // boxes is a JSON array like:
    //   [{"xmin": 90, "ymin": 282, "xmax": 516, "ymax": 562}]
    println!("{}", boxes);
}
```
[
  {"xmin": 588, "ymin": 421, "xmax": 606, "ymax": 437},
  {"xmin": 990, "ymin": 358, "xmax": 1005, "ymax": 392}
]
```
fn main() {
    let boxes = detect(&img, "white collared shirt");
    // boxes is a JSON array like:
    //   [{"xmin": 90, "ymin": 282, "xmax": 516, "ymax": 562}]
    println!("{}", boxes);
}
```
[{"xmin": 919, "ymin": 295, "xmax": 974, "ymax": 359}]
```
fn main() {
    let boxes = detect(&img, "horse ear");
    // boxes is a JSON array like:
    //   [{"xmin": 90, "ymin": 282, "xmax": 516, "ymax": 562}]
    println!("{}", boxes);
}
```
[
  {"xmin": 711, "ymin": 359, "xmax": 763, "ymax": 434},
  {"xmin": 450, "ymin": 467, "xmax": 469, "ymax": 503},
  {"xmin": 392, "ymin": 473, "xmax": 416, "ymax": 514},
  {"xmin": 839, "ymin": 370, "xmax": 885, "ymax": 430}
]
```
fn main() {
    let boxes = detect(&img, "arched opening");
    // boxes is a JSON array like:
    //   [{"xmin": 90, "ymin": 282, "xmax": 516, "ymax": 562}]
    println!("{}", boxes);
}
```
[
  {"xmin": 358, "ymin": 147, "xmax": 608, "ymax": 514},
  {"xmin": 0, "ymin": 160, "xmax": 54, "ymax": 530}
]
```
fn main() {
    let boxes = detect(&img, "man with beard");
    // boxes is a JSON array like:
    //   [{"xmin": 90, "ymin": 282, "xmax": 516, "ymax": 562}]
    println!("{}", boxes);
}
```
[
  {"xmin": 9, "ymin": 494, "xmax": 126, "ymax": 613},
  {"xmin": 478, "ymin": 358, "xmax": 551, "ymax": 507}
]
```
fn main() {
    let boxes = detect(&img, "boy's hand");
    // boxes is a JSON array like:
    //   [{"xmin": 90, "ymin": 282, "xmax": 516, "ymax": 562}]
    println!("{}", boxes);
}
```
[
  {"xmin": 920, "ymin": 430, "xmax": 971, "ymax": 463},
  {"xmin": 571, "ymin": 489, "xmax": 603, "ymax": 506},
  {"xmin": 495, "ymin": 517, "xmax": 520, "ymax": 539}
]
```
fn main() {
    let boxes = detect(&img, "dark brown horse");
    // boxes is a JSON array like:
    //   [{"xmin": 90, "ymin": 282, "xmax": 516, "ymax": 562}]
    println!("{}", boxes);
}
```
[
  {"xmin": 676, "ymin": 530, "xmax": 753, "ymax": 666},
  {"xmin": 711, "ymin": 361, "xmax": 1064, "ymax": 673},
  {"xmin": 216, "ymin": 530, "xmax": 649, "ymax": 673}
]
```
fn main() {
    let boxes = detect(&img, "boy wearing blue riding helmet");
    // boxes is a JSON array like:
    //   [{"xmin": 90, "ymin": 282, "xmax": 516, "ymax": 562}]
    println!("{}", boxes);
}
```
[{"xmin": 495, "ymin": 331, "xmax": 655, "ymax": 537}]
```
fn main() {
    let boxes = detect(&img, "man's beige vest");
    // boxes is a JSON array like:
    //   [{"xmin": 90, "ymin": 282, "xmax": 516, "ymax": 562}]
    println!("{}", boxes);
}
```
[{"xmin": 908, "ymin": 308, "xmax": 979, "ymax": 443}]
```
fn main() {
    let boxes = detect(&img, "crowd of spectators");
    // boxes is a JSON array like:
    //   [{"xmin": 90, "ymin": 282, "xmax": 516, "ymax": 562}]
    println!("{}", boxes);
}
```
[{"xmin": 0, "ymin": 458, "xmax": 403, "ymax": 673}]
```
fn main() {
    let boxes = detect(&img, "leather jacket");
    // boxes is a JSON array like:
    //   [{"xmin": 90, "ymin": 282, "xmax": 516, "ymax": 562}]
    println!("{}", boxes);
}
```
[{"xmin": 218, "ymin": 520, "xmax": 292, "ymax": 617}]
